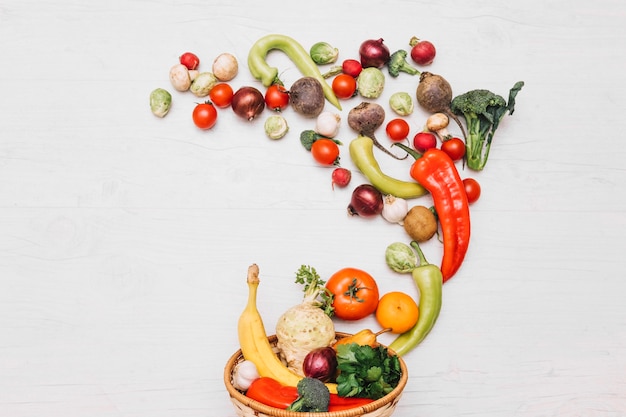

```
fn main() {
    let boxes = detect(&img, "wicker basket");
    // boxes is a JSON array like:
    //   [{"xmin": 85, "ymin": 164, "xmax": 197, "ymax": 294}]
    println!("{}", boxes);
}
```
[{"xmin": 224, "ymin": 332, "xmax": 408, "ymax": 417}]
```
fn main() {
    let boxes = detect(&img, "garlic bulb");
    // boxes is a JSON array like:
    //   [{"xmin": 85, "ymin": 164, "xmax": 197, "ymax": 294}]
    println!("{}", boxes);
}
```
[
  {"xmin": 315, "ymin": 111, "xmax": 341, "ymax": 138},
  {"xmin": 381, "ymin": 194, "xmax": 409, "ymax": 224}
]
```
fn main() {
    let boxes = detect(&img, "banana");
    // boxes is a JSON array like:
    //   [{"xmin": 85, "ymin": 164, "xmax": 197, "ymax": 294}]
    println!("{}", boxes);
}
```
[{"xmin": 237, "ymin": 264, "xmax": 338, "ymax": 394}]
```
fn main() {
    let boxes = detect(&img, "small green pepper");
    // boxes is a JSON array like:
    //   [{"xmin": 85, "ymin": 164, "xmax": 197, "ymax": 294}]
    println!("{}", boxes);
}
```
[
  {"xmin": 387, "ymin": 241, "xmax": 443, "ymax": 356},
  {"xmin": 349, "ymin": 135, "xmax": 428, "ymax": 199}
]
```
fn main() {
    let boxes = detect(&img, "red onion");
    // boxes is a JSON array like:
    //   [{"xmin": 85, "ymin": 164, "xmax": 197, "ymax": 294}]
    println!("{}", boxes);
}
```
[
  {"xmin": 359, "ymin": 38, "xmax": 390, "ymax": 69},
  {"xmin": 231, "ymin": 86, "xmax": 265, "ymax": 121},
  {"xmin": 302, "ymin": 347, "xmax": 338, "ymax": 382},
  {"xmin": 347, "ymin": 184, "xmax": 384, "ymax": 217}
]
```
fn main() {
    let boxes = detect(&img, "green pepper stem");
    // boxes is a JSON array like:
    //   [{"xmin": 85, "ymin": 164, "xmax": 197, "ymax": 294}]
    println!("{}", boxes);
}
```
[
  {"xmin": 410, "ymin": 241, "xmax": 430, "ymax": 267},
  {"xmin": 392, "ymin": 142, "xmax": 422, "ymax": 160}
]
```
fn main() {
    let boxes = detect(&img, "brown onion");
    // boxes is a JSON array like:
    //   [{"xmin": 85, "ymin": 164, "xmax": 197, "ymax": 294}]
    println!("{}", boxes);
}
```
[
  {"xmin": 359, "ymin": 38, "xmax": 390, "ymax": 69},
  {"xmin": 231, "ymin": 86, "xmax": 265, "ymax": 121},
  {"xmin": 302, "ymin": 347, "xmax": 337, "ymax": 382},
  {"xmin": 347, "ymin": 184, "xmax": 384, "ymax": 217}
]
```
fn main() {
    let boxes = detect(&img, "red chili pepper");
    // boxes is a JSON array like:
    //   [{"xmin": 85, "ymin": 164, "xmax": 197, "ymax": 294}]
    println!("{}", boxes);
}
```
[
  {"xmin": 245, "ymin": 377, "xmax": 374, "ymax": 411},
  {"xmin": 409, "ymin": 148, "xmax": 470, "ymax": 282}
]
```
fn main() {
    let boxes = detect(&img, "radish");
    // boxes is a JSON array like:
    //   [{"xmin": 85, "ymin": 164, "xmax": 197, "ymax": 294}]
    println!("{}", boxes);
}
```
[
  {"xmin": 413, "ymin": 132, "xmax": 437, "ymax": 153},
  {"xmin": 179, "ymin": 52, "xmax": 200, "ymax": 70},
  {"xmin": 331, "ymin": 167, "xmax": 351, "ymax": 189},
  {"xmin": 409, "ymin": 37, "xmax": 436, "ymax": 66}
]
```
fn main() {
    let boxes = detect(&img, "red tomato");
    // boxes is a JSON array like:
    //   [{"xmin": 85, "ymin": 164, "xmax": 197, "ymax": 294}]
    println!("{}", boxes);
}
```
[
  {"xmin": 441, "ymin": 137, "xmax": 466, "ymax": 161},
  {"xmin": 463, "ymin": 178, "xmax": 481, "ymax": 204},
  {"xmin": 311, "ymin": 139, "xmax": 340, "ymax": 165},
  {"xmin": 209, "ymin": 83, "xmax": 234, "ymax": 108},
  {"xmin": 264, "ymin": 84, "xmax": 290, "ymax": 111},
  {"xmin": 385, "ymin": 118, "xmax": 410, "ymax": 141},
  {"xmin": 192, "ymin": 101, "xmax": 217, "ymax": 130},
  {"xmin": 332, "ymin": 74, "xmax": 357, "ymax": 99},
  {"xmin": 325, "ymin": 267, "xmax": 379, "ymax": 321}
]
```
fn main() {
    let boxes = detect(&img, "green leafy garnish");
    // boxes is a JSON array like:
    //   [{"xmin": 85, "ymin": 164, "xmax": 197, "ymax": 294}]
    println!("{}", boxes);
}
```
[{"xmin": 335, "ymin": 342, "xmax": 402, "ymax": 400}]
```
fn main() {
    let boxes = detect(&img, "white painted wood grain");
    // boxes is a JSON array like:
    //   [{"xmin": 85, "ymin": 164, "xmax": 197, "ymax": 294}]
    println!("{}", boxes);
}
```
[{"xmin": 1, "ymin": 0, "xmax": 625, "ymax": 416}]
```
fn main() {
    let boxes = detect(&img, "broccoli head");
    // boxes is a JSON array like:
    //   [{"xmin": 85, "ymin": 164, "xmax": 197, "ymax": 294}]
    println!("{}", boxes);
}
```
[
  {"xmin": 286, "ymin": 377, "xmax": 330, "ymax": 412},
  {"xmin": 450, "ymin": 81, "xmax": 524, "ymax": 170},
  {"xmin": 387, "ymin": 50, "xmax": 420, "ymax": 77}
]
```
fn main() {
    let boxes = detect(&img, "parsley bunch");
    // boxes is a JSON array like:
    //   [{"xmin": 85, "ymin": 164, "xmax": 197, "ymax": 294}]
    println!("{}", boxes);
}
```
[{"xmin": 335, "ymin": 343, "xmax": 402, "ymax": 400}]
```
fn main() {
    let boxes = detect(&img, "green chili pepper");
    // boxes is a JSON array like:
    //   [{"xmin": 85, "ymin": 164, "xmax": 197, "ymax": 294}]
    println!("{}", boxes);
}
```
[
  {"xmin": 388, "ymin": 241, "xmax": 443, "ymax": 356},
  {"xmin": 247, "ymin": 34, "xmax": 341, "ymax": 110},
  {"xmin": 349, "ymin": 135, "xmax": 428, "ymax": 199}
]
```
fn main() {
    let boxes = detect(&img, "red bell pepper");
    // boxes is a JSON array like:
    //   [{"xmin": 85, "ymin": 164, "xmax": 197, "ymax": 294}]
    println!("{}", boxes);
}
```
[
  {"xmin": 409, "ymin": 148, "xmax": 470, "ymax": 281},
  {"xmin": 245, "ymin": 377, "xmax": 374, "ymax": 411}
]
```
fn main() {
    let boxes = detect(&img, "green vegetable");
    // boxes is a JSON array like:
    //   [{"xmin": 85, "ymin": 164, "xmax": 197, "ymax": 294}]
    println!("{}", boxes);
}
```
[
  {"xmin": 149, "ymin": 88, "xmax": 172, "ymax": 118},
  {"xmin": 287, "ymin": 377, "xmax": 331, "ymax": 412},
  {"xmin": 264, "ymin": 114, "xmax": 289, "ymax": 140},
  {"xmin": 387, "ymin": 49, "xmax": 420, "ymax": 77},
  {"xmin": 356, "ymin": 67, "xmax": 385, "ymax": 99},
  {"xmin": 385, "ymin": 242, "xmax": 418, "ymax": 274},
  {"xmin": 310, "ymin": 41, "xmax": 339, "ymax": 65},
  {"xmin": 450, "ymin": 81, "xmax": 524, "ymax": 170},
  {"xmin": 247, "ymin": 34, "xmax": 341, "ymax": 109},
  {"xmin": 388, "ymin": 92, "xmax": 414, "ymax": 116},
  {"xmin": 189, "ymin": 72, "xmax": 217, "ymax": 97},
  {"xmin": 335, "ymin": 343, "xmax": 402, "ymax": 400},
  {"xmin": 387, "ymin": 241, "xmax": 443, "ymax": 356}
]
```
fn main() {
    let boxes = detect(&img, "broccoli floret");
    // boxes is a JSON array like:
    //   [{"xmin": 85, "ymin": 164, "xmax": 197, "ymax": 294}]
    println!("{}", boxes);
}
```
[
  {"xmin": 387, "ymin": 50, "xmax": 420, "ymax": 77},
  {"xmin": 450, "ymin": 81, "xmax": 524, "ymax": 171},
  {"xmin": 286, "ymin": 377, "xmax": 330, "ymax": 412}
]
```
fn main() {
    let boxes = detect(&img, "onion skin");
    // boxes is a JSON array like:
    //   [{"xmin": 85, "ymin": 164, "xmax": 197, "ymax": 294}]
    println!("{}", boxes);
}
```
[
  {"xmin": 231, "ymin": 86, "xmax": 265, "ymax": 121},
  {"xmin": 359, "ymin": 38, "xmax": 390, "ymax": 69},
  {"xmin": 348, "ymin": 184, "xmax": 384, "ymax": 217},
  {"xmin": 302, "ymin": 347, "xmax": 338, "ymax": 382}
]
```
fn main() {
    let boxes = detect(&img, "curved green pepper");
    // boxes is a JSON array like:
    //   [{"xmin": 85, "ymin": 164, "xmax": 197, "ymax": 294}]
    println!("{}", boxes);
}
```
[
  {"xmin": 349, "ymin": 135, "xmax": 428, "ymax": 199},
  {"xmin": 247, "ymin": 34, "xmax": 341, "ymax": 110},
  {"xmin": 388, "ymin": 241, "xmax": 443, "ymax": 356}
]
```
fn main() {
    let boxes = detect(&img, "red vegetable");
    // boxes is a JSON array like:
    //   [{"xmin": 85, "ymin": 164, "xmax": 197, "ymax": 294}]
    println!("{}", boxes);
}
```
[
  {"xmin": 409, "ymin": 37, "xmax": 436, "ymax": 66},
  {"xmin": 441, "ymin": 137, "xmax": 466, "ymax": 161},
  {"xmin": 231, "ymin": 86, "xmax": 265, "ymax": 121},
  {"xmin": 347, "ymin": 184, "xmax": 384, "ymax": 217},
  {"xmin": 408, "ymin": 148, "xmax": 470, "ymax": 281},
  {"xmin": 331, "ymin": 167, "xmax": 351, "ymax": 189},
  {"xmin": 463, "ymin": 177, "xmax": 481, "ymax": 204},
  {"xmin": 245, "ymin": 377, "xmax": 374, "ymax": 411},
  {"xmin": 413, "ymin": 131, "xmax": 437, "ymax": 153},
  {"xmin": 359, "ymin": 38, "xmax": 390, "ymax": 68},
  {"xmin": 303, "ymin": 347, "xmax": 338, "ymax": 382},
  {"xmin": 342, "ymin": 59, "xmax": 362, "ymax": 77},
  {"xmin": 192, "ymin": 101, "xmax": 217, "ymax": 130},
  {"xmin": 264, "ymin": 84, "xmax": 290, "ymax": 111},
  {"xmin": 179, "ymin": 52, "xmax": 200, "ymax": 70}
]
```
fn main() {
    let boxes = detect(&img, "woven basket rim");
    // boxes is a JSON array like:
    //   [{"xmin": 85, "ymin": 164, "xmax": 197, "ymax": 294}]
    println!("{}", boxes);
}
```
[{"xmin": 224, "ymin": 332, "xmax": 408, "ymax": 417}]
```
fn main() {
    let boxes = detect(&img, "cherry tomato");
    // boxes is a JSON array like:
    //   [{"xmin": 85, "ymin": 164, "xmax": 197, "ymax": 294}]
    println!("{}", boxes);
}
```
[
  {"xmin": 441, "ymin": 137, "xmax": 466, "ymax": 161},
  {"xmin": 385, "ymin": 118, "xmax": 410, "ymax": 141},
  {"xmin": 209, "ymin": 83, "xmax": 234, "ymax": 108},
  {"xmin": 310, "ymin": 139, "xmax": 340, "ymax": 165},
  {"xmin": 264, "ymin": 84, "xmax": 290, "ymax": 111},
  {"xmin": 463, "ymin": 177, "xmax": 481, "ymax": 204},
  {"xmin": 192, "ymin": 101, "xmax": 217, "ymax": 130},
  {"xmin": 332, "ymin": 74, "xmax": 357, "ymax": 99},
  {"xmin": 325, "ymin": 267, "xmax": 379, "ymax": 321}
]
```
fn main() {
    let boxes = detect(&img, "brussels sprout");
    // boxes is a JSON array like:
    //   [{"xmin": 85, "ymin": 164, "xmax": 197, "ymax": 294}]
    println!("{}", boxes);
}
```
[
  {"xmin": 309, "ymin": 42, "xmax": 339, "ymax": 65},
  {"xmin": 385, "ymin": 242, "xmax": 417, "ymax": 274},
  {"xmin": 389, "ymin": 92, "xmax": 414, "ymax": 116},
  {"xmin": 264, "ymin": 114, "xmax": 289, "ymax": 140},
  {"xmin": 357, "ymin": 67, "xmax": 385, "ymax": 99},
  {"xmin": 190, "ymin": 72, "xmax": 217, "ymax": 97},
  {"xmin": 149, "ymin": 88, "xmax": 172, "ymax": 118}
]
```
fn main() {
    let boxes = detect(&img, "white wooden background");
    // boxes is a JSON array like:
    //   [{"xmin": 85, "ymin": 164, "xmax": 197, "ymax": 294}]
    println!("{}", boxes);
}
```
[{"xmin": 1, "ymin": 1, "xmax": 625, "ymax": 416}]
